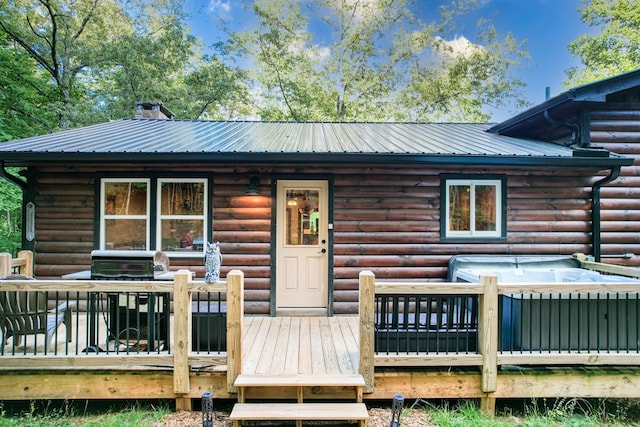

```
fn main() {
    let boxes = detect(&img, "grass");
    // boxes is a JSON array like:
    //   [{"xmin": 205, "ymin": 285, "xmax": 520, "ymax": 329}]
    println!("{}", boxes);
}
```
[
  {"xmin": 416, "ymin": 398, "xmax": 640, "ymax": 426},
  {"xmin": 0, "ymin": 400, "xmax": 171, "ymax": 427},
  {"xmin": 2, "ymin": 398, "xmax": 640, "ymax": 426}
]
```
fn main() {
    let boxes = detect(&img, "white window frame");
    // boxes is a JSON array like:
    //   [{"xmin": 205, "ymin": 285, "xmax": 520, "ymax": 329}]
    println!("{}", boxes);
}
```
[
  {"xmin": 100, "ymin": 178, "xmax": 151, "ymax": 250},
  {"xmin": 156, "ymin": 178, "xmax": 208, "ymax": 257},
  {"xmin": 444, "ymin": 178, "xmax": 503, "ymax": 238},
  {"xmin": 99, "ymin": 177, "xmax": 209, "ymax": 255}
]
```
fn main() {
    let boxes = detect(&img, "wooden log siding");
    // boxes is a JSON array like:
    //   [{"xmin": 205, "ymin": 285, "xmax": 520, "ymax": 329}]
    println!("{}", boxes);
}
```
[
  {"xmin": 590, "ymin": 108, "xmax": 640, "ymax": 265},
  {"xmin": 29, "ymin": 163, "xmax": 612, "ymax": 314}
]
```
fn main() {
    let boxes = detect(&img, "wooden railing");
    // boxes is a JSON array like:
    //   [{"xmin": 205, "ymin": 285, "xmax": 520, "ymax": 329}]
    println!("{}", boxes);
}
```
[
  {"xmin": 0, "ymin": 251, "xmax": 245, "ymax": 408},
  {"xmin": 359, "ymin": 268, "xmax": 640, "ymax": 409},
  {"xmin": 574, "ymin": 252, "xmax": 640, "ymax": 278},
  {"xmin": 0, "ymin": 250, "xmax": 33, "ymax": 277}
]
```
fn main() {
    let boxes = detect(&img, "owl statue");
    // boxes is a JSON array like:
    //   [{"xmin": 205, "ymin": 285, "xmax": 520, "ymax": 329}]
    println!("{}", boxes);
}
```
[{"xmin": 204, "ymin": 241, "xmax": 222, "ymax": 283}]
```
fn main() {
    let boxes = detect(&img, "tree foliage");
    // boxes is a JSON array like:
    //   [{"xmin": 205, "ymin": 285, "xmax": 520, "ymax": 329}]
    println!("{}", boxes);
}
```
[
  {"xmin": 0, "ymin": 170, "xmax": 23, "ymax": 256},
  {"xmin": 0, "ymin": 33, "xmax": 56, "ymax": 140},
  {"xmin": 565, "ymin": 0, "xmax": 640, "ymax": 87},
  {"xmin": 232, "ymin": 0, "xmax": 529, "ymax": 122},
  {"xmin": 0, "ymin": 0, "xmax": 250, "ymax": 128},
  {"xmin": 0, "ymin": 0, "xmax": 129, "ymax": 128}
]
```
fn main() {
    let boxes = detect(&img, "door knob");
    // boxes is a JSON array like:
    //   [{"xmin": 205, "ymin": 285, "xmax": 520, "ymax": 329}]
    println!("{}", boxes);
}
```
[{"xmin": 320, "ymin": 248, "xmax": 327, "ymax": 253}]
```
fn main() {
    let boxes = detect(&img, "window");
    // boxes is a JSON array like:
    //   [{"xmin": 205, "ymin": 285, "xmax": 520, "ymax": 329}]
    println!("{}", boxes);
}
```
[
  {"xmin": 100, "ymin": 178, "xmax": 208, "ymax": 255},
  {"xmin": 442, "ymin": 176, "xmax": 506, "ymax": 239},
  {"xmin": 157, "ymin": 179, "xmax": 207, "ymax": 253},
  {"xmin": 101, "ymin": 179, "xmax": 150, "ymax": 250}
]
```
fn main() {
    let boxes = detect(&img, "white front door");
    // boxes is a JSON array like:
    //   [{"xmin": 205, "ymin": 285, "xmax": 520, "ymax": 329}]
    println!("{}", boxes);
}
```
[{"xmin": 276, "ymin": 180, "xmax": 329, "ymax": 310}]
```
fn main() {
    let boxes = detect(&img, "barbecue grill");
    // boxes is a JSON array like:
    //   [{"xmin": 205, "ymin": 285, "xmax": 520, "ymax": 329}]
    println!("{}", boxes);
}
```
[{"xmin": 89, "ymin": 250, "xmax": 169, "ymax": 352}]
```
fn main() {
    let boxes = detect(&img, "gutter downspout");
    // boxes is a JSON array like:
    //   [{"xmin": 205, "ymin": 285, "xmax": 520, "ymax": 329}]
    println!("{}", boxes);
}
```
[
  {"xmin": 0, "ymin": 161, "xmax": 27, "ymax": 190},
  {"xmin": 592, "ymin": 167, "xmax": 621, "ymax": 262}
]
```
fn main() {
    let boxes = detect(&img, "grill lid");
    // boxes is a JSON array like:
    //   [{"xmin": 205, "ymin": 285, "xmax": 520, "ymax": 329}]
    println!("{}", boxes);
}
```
[{"xmin": 90, "ymin": 250, "xmax": 156, "ymax": 280}]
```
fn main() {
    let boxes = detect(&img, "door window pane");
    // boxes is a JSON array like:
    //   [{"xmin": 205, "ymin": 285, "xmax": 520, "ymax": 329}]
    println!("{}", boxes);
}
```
[{"xmin": 286, "ymin": 189, "xmax": 320, "ymax": 245}]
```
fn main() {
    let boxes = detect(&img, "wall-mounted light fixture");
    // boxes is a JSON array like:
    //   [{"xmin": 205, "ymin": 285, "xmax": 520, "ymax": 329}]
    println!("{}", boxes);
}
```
[{"xmin": 245, "ymin": 175, "xmax": 260, "ymax": 195}]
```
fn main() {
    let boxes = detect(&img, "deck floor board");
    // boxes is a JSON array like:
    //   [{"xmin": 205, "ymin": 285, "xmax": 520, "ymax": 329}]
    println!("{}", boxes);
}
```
[{"xmin": 242, "ymin": 316, "xmax": 359, "ymax": 376}]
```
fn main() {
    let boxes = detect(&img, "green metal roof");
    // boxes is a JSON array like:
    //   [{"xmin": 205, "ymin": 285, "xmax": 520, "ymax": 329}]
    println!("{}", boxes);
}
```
[{"xmin": 0, "ymin": 120, "xmax": 632, "ymax": 167}]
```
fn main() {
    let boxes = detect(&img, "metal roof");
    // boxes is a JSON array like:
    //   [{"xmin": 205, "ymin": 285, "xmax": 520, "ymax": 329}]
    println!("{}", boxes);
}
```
[
  {"xmin": 0, "ymin": 119, "xmax": 632, "ymax": 167},
  {"xmin": 489, "ymin": 68, "xmax": 640, "ymax": 137}
]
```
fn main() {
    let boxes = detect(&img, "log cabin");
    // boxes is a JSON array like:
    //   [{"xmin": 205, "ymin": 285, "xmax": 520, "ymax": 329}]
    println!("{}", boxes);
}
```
[
  {"xmin": 0, "ymin": 70, "xmax": 640, "ymax": 417},
  {"xmin": 1, "ymin": 70, "xmax": 639, "ymax": 315}
]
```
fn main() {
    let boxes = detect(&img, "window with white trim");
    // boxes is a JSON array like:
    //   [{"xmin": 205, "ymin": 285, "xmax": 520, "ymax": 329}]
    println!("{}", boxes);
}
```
[
  {"xmin": 442, "ymin": 177, "xmax": 505, "ymax": 239},
  {"xmin": 99, "ymin": 178, "xmax": 208, "ymax": 255},
  {"xmin": 157, "ymin": 179, "xmax": 207, "ymax": 254},
  {"xmin": 101, "ymin": 179, "xmax": 150, "ymax": 250}
]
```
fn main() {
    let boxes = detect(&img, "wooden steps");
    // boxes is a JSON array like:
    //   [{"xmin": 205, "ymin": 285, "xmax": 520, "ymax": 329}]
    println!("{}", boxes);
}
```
[
  {"xmin": 234, "ymin": 373, "xmax": 365, "ymax": 403},
  {"xmin": 229, "ymin": 402, "xmax": 369, "ymax": 424},
  {"xmin": 230, "ymin": 373, "xmax": 368, "ymax": 427}
]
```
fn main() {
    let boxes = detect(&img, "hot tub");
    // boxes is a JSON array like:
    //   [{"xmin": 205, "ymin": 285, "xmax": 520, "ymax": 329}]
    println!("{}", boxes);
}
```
[
  {"xmin": 454, "ymin": 266, "xmax": 632, "ymax": 284},
  {"xmin": 449, "ymin": 255, "xmax": 640, "ymax": 352}
]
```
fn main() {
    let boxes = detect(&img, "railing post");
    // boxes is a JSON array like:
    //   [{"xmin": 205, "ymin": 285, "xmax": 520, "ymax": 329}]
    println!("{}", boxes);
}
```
[
  {"xmin": 173, "ymin": 269, "xmax": 192, "ymax": 409},
  {"xmin": 227, "ymin": 270, "xmax": 244, "ymax": 393},
  {"xmin": 359, "ymin": 270, "xmax": 375, "ymax": 393},
  {"xmin": 479, "ymin": 274, "xmax": 498, "ymax": 415},
  {"xmin": 0, "ymin": 253, "xmax": 10, "ymax": 277},
  {"xmin": 18, "ymin": 250, "xmax": 34, "ymax": 277}
]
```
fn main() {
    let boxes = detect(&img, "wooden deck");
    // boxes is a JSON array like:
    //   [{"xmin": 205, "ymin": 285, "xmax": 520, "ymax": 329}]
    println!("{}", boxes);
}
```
[
  {"xmin": 6, "ymin": 257, "xmax": 640, "ymax": 415},
  {"xmin": 242, "ymin": 316, "xmax": 360, "ymax": 376}
]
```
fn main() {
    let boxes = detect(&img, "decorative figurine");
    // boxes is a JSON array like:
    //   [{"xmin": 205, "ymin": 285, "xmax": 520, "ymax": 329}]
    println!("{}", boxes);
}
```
[{"xmin": 204, "ymin": 241, "xmax": 222, "ymax": 283}]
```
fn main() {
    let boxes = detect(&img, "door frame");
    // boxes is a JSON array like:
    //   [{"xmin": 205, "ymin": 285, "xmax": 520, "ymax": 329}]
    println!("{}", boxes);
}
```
[{"xmin": 270, "ymin": 175, "xmax": 334, "ymax": 316}]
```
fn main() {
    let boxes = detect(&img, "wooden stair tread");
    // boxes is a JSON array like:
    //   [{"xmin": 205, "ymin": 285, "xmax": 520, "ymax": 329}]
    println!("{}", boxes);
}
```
[
  {"xmin": 229, "ymin": 402, "xmax": 369, "ymax": 421},
  {"xmin": 234, "ymin": 373, "xmax": 365, "ymax": 387}
]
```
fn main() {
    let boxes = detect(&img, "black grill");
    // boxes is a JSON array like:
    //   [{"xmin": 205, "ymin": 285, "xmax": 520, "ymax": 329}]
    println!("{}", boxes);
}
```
[
  {"xmin": 90, "ymin": 250, "xmax": 155, "ymax": 280},
  {"xmin": 89, "ymin": 250, "xmax": 169, "ymax": 352}
]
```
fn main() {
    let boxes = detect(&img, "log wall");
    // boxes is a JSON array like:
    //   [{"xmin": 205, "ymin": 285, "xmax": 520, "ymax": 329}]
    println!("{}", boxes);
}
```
[
  {"xmin": 589, "ymin": 107, "xmax": 640, "ymax": 266},
  {"xmin": 29, "ymin": 162, "xmax": 605, "ymax": 314}
]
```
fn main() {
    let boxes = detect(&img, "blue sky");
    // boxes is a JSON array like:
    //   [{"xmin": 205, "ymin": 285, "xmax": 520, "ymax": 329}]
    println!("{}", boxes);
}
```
[{"xmin": 184, "ymin": 0, "xmax": 593, "ymax": 122}]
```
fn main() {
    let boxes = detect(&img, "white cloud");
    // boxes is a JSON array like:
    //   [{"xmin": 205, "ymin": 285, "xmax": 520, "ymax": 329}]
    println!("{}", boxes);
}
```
[
  {"xmin": 208, "ymin": 0, "xmax": 231, "ymax": 13},
  {"xmin": 286, "ymin": 34, "xmax": 331, "ymax": 63},
  {"xmin": 437, "ymin": 35, "xmax": 484, "ymax": 59},
  {"xmin": 308, "ymin": 45, "xmax": 331, "ymax": 62}
]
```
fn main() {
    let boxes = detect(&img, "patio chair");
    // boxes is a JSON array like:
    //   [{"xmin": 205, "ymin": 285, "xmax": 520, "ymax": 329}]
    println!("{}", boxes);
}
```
[{"xmin": 0, "ymin": 275, "xmax": 75, "ymax": 352}]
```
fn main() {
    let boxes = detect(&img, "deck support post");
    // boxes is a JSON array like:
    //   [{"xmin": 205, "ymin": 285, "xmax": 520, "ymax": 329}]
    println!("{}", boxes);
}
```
[
  {"xmin": 227, "ymin": 270, "xmax": 244, "ymax": 394},
  {"xmin": 173, "ymin": 269, "xmax": 193, "ymax": 407},
  {"xmin": 481, "ymin": 393, "xmax": 496, "ymax": 415},
  {"xmin": 0, "ymin": 253, "xmax": 10, "ymax": 277},
  {"xmin": 479, "ymin": 274, "xmax": 498, "ymax": 414},
  {"xmin": 359, "ymin": 270, "xmax": 375, "ymax": 393}
]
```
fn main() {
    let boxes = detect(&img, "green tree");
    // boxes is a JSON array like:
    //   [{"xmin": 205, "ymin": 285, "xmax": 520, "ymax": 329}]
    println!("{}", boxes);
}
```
[
  {"xmin": 0, "ymin": 0, "xmax": 210, "ymax": 127},
  {"xmin": 170, "ymin": 48, "xmax": 253, "ymax": 120},
  {"xmin": 0, "ymin": 0, "xmax": 128, "ymax": 128},
  {"xmin": 0, "ymin": 170, "xmax": 23, "ymax": 256},
  {"xmin": 0, "ymin": 33, "xmax": 57, "ymax": 140},
  {"xmin": 565, "ymin": 0, "xmax": 640, "ymax": 87},
  {"xmin": 397, "ymin": 23, "xmax": 529, "ymax": 122},
  {"xmin": 232, "ymin": 0, "xmax": 529, "ymax": 122},
  {"xmin": 90, "ymin": 6, "xmax": 199, "ymax": 121}
]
